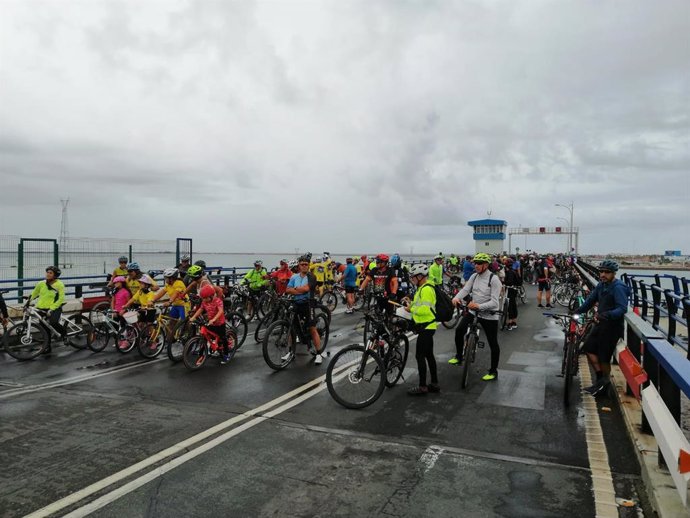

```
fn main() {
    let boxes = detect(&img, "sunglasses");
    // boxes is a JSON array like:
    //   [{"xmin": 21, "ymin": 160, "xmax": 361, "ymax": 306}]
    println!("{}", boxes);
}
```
[{"xmin": 599, "ymin": 269, "xmax": 612, "ymax": 274}]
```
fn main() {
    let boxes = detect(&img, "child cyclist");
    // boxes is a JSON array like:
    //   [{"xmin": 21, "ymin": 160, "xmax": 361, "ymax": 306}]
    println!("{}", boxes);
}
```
[
  {"xmin": 190, "ymin": 285, "xmax": 233, "ymax": 364},
  {"xmin": 152, "ymin": 268, "xmax": 189, "ymax": 318},
  {"xmin": 122, "ymin": 274, "xmax": 157, "ymax": 324},
  {"xmin": 110, "ymin": 276, "xmax": 131, "ymax": 322}
]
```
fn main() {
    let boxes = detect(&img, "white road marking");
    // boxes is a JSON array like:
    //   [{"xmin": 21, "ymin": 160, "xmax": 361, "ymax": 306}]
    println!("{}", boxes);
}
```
[
  {"xmin": 418, "ymin": 446, "xmax": 445, "ymax": 473},
  {"xmin": 23, "ymin": 365, "xmax": 353, "ymax": 518},
  {"xmin": 578, "ymin": 355, "xmax": 619, "ymax": 517},
  {"xmin": 0, "ymin": 359, "xmax": 164, "ymax": 400}
]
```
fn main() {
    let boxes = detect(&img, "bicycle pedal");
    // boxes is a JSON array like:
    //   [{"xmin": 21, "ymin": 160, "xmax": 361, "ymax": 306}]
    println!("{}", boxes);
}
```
[{"xmin": 477, "ymin": 341, "xmax": 485, "ymax": 348}]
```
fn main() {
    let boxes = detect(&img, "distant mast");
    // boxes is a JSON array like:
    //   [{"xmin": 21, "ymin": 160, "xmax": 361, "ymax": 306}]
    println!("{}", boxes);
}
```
[{"xmin": 59, "ymin": 198, "xmax": 70, "ymax": 262}]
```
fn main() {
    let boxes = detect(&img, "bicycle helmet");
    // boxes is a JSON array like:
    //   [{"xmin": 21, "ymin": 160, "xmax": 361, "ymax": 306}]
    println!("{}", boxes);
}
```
[
  {"xmin": 473, "ymin": 253, "xmax": 491, "ymax": 264},
  {"xmin": 254, "ymin": 260, "xmax": 263, "ymax": 267},
  {"xmin": 127, "ymin": 262, "xmax": 140, "ymax": 271},
  {"xmin": 118, "ymin": 256, "xmax": 128, "ymax": 263},
  {"xmin": 390, "ymin": 254, "xmax": 401, "ymax": 268},
  {"xmin": 280, "ymin": 259, "xmax": 287, "ymax": 265},
  {"xmin": 375, "ymin": 253, "xmax": 389, "ymax": 263},
  {"xmin": 112, "ymin": 276, "xmax": 126, "ymax": 284},
  {"xmin": 163, "ymin": 267, "xmax": 179, "ymax": 278},
  {"xmin": 322, "ymin": 254, "xmax": 329, "ymax": 262},
  {"xmin": 46, "ymin": 266, "xmax": 61, "ymax": 278},
  {"xmin": 138, "ymin": 274, "xmax": 153, "ymax": 285},
  {"xmin": 304, "ymin": 252, "xmax": 313, "ymax": 261},
  {"xmin": 598, "ymin": 259, "xmax": 619, "ymax": 272},
  {"xmin": 199, "ymin": 285, "xmax": 216, "ymax": 299},
  {"xmin": 186, "ymin": 265, "xmax": 204, "ymax": 278},
  {"xmin": 180, "ymin": 254, "xmax": 191, "ymax": 262},
  {"xmin": 434, "ymin": 253, "xmax": 444, "ymax": 261},
  {"xmin": 194, "ymin": 260, "xmax": 206, "ymax": 268},
  {"xmin": 409, "ymin": 264, "xmax": 429, "ymax": 277},
  {"xmin": 288, "ymin": 259, "xmax": 298, "ymax": 269}
]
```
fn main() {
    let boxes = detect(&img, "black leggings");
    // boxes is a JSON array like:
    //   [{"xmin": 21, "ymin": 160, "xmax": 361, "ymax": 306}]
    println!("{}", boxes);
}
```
[
  {"xmin": 47, "ymin": 307, "xmax": 66, "ymax": 336},
  {"xmin": 454, "ymin": 315, "xmax": 500, "ymax": 373},
  {"xmin": 208, "ymin": 324, "xmax": 228, "ymax": 354},
  {"xmin": 506, "ymin": 287, "xmax": 518, "ymax": 320},
  {"xmin": 415, "ymin": 329, "xmax": 438, "ymax": 387}
]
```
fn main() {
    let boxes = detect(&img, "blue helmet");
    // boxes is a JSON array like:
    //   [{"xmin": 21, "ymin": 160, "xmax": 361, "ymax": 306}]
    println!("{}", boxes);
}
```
[
  {"xmin": 598, "ymin": 259, "xmax": 619, "ymax": 272},
  {"xmin": 390, "ymin": 254, "xmax": 401, "ymax": 268},
  {"xmin": 127, "ymin": 262, "xmax": 140, "ymax": 271}
]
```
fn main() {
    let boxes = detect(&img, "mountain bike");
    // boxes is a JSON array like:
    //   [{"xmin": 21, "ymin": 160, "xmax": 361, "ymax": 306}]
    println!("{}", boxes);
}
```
[
  {"xmin": 326, "ymin": 310, "xmax": 409, "ymax": 409},
  {"xmin": 262, "ymin": 299, "xmax": 330, "ymax": 370},
  {"xmin": 88, "ymin": 307, "xmax": 139, "ymax": 353},
  {"xmin": 319, "ymin": 282, "xmax": 365, "ymax": 313},
  {"xmin": 544, "ymin": 312, "xmax": 583, "ymax": 406},
  {"xmin": 457, "ymin": 304, "xmax": 502, "ymax": 390},
  {"xmin": 182, "ymin": 324, "xmax": 239, "ymax": 371},
  {"xmin": 3, "ymin": 298, "xmax": 94, "ymax": 360},
  {"xmin": 517, "ymin": 284, "xmax": 527, "ymax": 304}
]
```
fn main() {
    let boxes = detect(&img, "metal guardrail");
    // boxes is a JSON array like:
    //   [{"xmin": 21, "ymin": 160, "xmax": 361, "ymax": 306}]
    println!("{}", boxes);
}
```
[{"xmin": 577, "ymin": 260, "xmax": 690, "ymax": 504}]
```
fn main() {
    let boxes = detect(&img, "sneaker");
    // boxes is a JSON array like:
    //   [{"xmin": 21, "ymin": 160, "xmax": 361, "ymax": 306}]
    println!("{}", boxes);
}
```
[
  {"xmin": 482, "ymin": 371, "xmax": 498, "ymax": 381},
  {"xmin": 407, "ymin": 386, "xmax": 428, "ymax": 396},
  {"xmin": 314, "ymin": 353, "xmax": 324, "ymax": 365},
  {"xmin": 538, "ymin": 304, "xmax": 544, "ymax": 308},
  {"xmin": 448, "ymin": 357, "xmax": 461, "ymax": 365},
  {"xmin": 427, "ymin": 383, "xmax": 441, "ymax": 393},
  {"xmin": 590, "ymin": 380, "xmax": 610, "ymax": 397},
  {"xmin": 582, "ymin": 379, "xmax": 604, "ymax": 395},
  {"xmin": 221, "ymin": 354, "xmax": 230, "ymax": 364},
  {"xmin": 281, "ymin": 351, "xmax": 294, "ymax": 362},
  {"xmin": 511, "ymin": 324, "xmax": 517, "ymax": 329},
  {"xmin": 545, "ymin": 304, "xmax": 553, "ymax": 309}
]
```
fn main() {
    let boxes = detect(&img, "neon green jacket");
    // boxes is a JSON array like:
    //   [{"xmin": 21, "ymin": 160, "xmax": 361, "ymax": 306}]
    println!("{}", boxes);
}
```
[
  {"xmin": 410, "ymin": 281, "xmax": 437, "ymax": 330},
  {"xmin": 31, "ymin": 280, "xmax": 65, "ymax": 311},
  {"xmin": 243, "ymin": 268, "xmax": 268, "ymax": 290},
  {"xmin": 429, "ymin": 263, "xmax": 443, "ymax": 286}
]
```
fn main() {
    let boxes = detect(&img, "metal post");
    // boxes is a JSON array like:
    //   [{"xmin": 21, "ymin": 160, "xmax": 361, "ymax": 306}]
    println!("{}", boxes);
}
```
[
  {"xmin": 54, "ymin": 241, "xmax": 59, "ymax": 269},
  {"xmin": 663, "ymin": 290, "xmax": 677, "ymax": 342},
  {"xmin": 128, "ymin": 245, "xmax": 132, "ymax": 263},
  {"xmin": 17, "ymin": 241, "xmax": 23, "ymax": 302}
]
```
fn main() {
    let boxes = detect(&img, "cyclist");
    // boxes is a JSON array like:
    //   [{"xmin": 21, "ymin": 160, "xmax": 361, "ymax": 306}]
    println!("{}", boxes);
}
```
[
  {"xmin": 429, "ymin": 254, "xmax": 444, "ymax": 286},
  {"xmin": 29, "ymin": 266, "xmax": 66, "ymax": 348},
  {"xmin": 503, "ymin": 257, "xmax": 520, "ymax": 330},
  {"xmin": 190, "ymin": 284, "xmax": 233, "ymax": 364},
  {"xmin": 403, "ymin": 263, "xmax": 440, "ymax": 396},
  {"xmin": 125, "ymin": 262, "xmax": 158, "ymax": 295},
  {"xmin": 177, "ymin": 254, "xmax": 191, "ymax": 277},
  {"xmin": 242, "ymin": 260, "xmax": 269, "ymax": 317},
  {"xmin": 0, "ymin": 289, "xmax": 9, "ymax": 330},
  {"xmin": 309, "ymin": 255, "xmax": 328, "ymax": 296},
  {"xmin": 107, "ymin": 256, "xmax": 130, "ymax": 287},
  {"xmin": 123, "ymin": 274, "xmax": 157, "ymax": 323},
  {"xmin": 390, "ymin": 253, "xmax": 411, "ymax": 302},
  {"xmin": 573, "ymin": 259, "xmax": 629, "ymax": 396},
  {"xmin": 151, "ymin": 268, "xmax": 189, "ymax": 321},
  {"xmin": 535, "ymin": 256, "xmax": 553, "ymax": 308},
  {"xmin": 110, "ymin": 276, "xmax": 131, "ymax": 323},
  {"xmin": 342, "ymin": 257, "xmax": 358, "ymax": 314},
  {"xmin": 285, "ymin": 256, "xmax": 324, "ymax": 365},
  {"xmin": 269, "ymin": 259, "xmax": 293, "ymax": 295},
  {"xmin": 359, "ymin": 253, "xmax": 398, "ymax": 317},
  {"xmin": 450, "ymin": 253, "xmax": 502, "ymax": 381}
]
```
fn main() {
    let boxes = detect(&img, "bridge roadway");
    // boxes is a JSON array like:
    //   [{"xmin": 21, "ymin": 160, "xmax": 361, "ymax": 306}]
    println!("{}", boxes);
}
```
[{"xmin": 0, "ymin": 285, "xmax": 652, "ymax": 518}]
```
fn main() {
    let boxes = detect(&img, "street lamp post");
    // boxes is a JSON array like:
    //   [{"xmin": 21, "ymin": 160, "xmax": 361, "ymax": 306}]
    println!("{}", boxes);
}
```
[
  {"xmin": 557, "ymin": 217, "xmax": 569, "ymax": 253},
  {"xmin": 555, "ymin": 202, "xmax": 574, "ymax": 253}
]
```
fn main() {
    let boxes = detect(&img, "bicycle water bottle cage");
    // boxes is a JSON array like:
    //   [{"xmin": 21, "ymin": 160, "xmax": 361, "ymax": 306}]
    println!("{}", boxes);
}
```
[{"xmin": 478, "ymin": 341, "xmax": 485, "ymax": 349}]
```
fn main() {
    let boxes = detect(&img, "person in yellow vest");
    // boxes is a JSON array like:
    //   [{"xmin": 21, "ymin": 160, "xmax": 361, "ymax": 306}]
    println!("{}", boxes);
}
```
[
  {"xmin": 403, "ymin": 263, "xmax": 439, "ymax": 396},
  {"xmin": 429, "ymin": 254, "xmax": 444, "ymax": 286}
]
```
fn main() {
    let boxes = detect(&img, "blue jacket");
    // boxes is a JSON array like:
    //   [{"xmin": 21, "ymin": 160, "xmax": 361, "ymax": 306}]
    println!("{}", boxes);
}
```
[
  {"xmin": 575, "ymin": 279, "xmax": 630, "ymax": 321},
  {"xmin": 462, "ymin": 260, "xmax": 475, "ymax": 281}
]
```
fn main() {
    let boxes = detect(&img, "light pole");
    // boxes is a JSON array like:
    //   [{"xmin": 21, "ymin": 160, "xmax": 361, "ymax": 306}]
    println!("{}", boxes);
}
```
[
  {"xmin": 555, "ymin": 202, "xmax": 574, "ymax": 253},
  {"xmin": 557, "ymin": 217, "xmax": 569, "ymax": 253}
]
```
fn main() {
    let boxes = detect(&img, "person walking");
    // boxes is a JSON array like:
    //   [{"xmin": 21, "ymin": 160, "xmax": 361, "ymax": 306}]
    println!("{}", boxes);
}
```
[{"xmin": 404, "ymin": 264, "xmax": 440, "ymax": 395}]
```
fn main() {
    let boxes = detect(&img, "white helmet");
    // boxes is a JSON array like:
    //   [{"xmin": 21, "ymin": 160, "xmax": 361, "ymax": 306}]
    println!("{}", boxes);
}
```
[
  {"xmin": 288, "ymin": 259, "xmax": 298, "ymax": 270},
  {"xmin": 409, "ymin": 264, "xmax": 429, "ymax": 277},
  {"xmin": 163, "ymin": 267, "xmax": 178, "ymax": 278}
]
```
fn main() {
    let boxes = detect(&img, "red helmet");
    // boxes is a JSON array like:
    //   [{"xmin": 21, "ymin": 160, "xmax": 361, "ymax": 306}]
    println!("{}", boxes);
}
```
[
  {"xmin": 200, "ymin": 285, "xmax": 216, "ymax": 299},
  {"xmin": 376, "ymin": 254, "xmax": 389, "ymax": 262}
]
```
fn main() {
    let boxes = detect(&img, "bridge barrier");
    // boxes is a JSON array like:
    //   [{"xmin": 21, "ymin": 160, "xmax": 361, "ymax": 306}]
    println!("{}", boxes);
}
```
[{"xmin": 577, "ymin": 260, "xmax": 690, "ymax": 511}]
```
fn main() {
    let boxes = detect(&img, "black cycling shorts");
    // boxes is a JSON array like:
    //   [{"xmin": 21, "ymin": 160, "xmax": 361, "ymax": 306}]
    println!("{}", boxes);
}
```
[
  {"xmin": 583, "ymin": 321, "xmax": 624, "ymax": 364},
  {"xmin": 537, "ymin": 280, "xmax": 551, "ymax": 292},
  {"xmin": 294, "ymin": 302, "xmax": 315, "ymax": 328},
  {"xmin": 345, "ymin": 286, "xmax": 356, "ymax": 294}
]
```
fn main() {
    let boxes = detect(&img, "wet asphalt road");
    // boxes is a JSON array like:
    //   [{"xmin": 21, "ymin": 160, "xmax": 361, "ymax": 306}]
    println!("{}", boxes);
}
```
[{"xmin": 0, "ymin": 286, "xmax": 651, "ymax": 518}]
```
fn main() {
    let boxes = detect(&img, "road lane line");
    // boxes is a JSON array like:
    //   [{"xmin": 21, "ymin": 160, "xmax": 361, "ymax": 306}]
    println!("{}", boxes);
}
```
[
  {"xmin": 0, "ymin": 359, "xmax": 164, "ymax": 400},
  {"xmin": 23, "ymin": 364, "xmax": 353, "ymax": 518}
]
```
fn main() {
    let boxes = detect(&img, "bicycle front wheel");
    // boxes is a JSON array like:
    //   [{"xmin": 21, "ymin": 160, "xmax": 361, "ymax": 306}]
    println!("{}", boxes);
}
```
[
  {"xmin": 384, "ymin": 334, "xmax": 409, "ymax": 387},
  {"xmin": 182, "ymin": 336, "xmax": 208, "ymax": 371},
  {"xmin": 262, "ymin": 320, "xmax": 293, "ymax": 371},
  {"xmin": 89, "ymin": 319, "xmax": 112, "ymax": 353},
  {"xmin": 563, "ymin": 335, "xmax": 576, "ymax": 406},
  {"xmin": 326, "ymin": 343, "xmax": 385, "ymax": 409},
  {"xmin": 65, "ymin": 314, "xmax": 94, "ymax": 350},
  {"xmin": 461, "ymin": 334, "xmax": 477, "ymax": 389},
  {"xmin": 138, "ymin": 324, "xmax": 166, "ymax": 359},
  {"xmin": 3, "ymin": 322, "xmax": 49, "ymax": 360},
  {"xmin": 168, "ymin": 319, "xmax": 193, "ymax": 362},
  {"xmin": 320, "ymin": 292, "xmax": 337, "ymax": 313},
  {"xmin": 226, "ymin": 311, "xmax": 247, "ymax": 348},
  {"xmin": 314, "ymin": 313, "xmax": 329, "ymax": 353}
]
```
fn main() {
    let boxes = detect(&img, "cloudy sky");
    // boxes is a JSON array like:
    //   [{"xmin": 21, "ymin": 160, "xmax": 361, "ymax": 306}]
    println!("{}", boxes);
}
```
[{"xmin": 1, "ymin": 0, "xmax": 688, "ymax": 255}]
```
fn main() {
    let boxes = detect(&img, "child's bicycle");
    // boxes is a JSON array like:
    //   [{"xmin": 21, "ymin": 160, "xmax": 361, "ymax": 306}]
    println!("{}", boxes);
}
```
[
  {"xmin": 182, "ymin": 323, "xmax": 239, "ymax": 371},
  {"xmin": 88, "ymin": 307, "xmax": 139, "ymax": 353}
]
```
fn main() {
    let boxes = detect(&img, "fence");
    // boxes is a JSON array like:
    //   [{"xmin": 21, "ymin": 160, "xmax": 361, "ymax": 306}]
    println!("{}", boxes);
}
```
[{"xmin": 577, "ymin": 260, "xmax": 690, "ymax": 506}]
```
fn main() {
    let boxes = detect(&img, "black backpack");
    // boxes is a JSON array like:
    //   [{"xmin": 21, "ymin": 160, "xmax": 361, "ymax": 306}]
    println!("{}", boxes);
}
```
[{"xmin": 422, "ymin": 283, "xmax": 454, "ymax": 322}]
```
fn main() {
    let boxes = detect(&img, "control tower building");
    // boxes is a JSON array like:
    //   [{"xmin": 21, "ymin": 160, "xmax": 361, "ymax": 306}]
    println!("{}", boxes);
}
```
[{"xmin": 468, "ymin": 219, "xmax": 507, "ymax": 255}]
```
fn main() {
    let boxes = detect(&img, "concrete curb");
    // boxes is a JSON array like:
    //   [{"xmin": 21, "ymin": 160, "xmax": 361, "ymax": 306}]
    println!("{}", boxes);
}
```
[{"xmin": 610, "ymin": 365, "xmax": 690, "ymax": 517}]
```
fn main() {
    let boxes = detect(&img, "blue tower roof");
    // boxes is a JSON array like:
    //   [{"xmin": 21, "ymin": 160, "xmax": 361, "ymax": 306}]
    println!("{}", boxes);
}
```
[{"xmin": 468, "ymin": 219, "xmax": 507, "ymax": 226}]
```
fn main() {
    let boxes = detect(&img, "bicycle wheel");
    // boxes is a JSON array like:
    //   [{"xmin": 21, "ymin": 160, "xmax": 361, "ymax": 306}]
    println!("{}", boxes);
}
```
[
  {"xmin": 138, "ymin": 324, "xmax": 166, "ymax": 359},
  {"xmin": 225, "ymin": 311, "xmax": 247, "ymax": 347},
  {"xmin": 254, "ymin": 312, "xmax": 274, "ymax": 344},
  {"xmin": 116, "ymin": 325, "xmax": 138, "ymax": 354},
  {"xmin": 461, "ymin": 334, "xmax": 477, "ymax": 389},
  {"xmin": 88, "ymin": 319, "xmax": 112, "ymax": 352},
  {"xmin": 65, "ymin": 314, "xmax": 94, "ymax": 350},
  {"xmin": 442, "ymin": 308, "xmax": 460, "ymax": 329},
  {"xmin": 563, "ymin": 336, "xmax": 576, "ymax": 406},
  {"xmin": 314, "ymin": 313, "xmax": 329, "ymax": 353},
  {"xmin": 518, "ymin": 286, "xmax": 527, "ymax": 304},
  {"xmin": 168, "ymin": 319, "xmax": 192, "ymax": 362},
  {"xmin": 320, "ymin": 292, "xmax": 337, "ymax": 313},
  {"xmin": 257, "ymin": 293, "xmax": 273, "ymax": 318},
  {"xmin": 262, "ymin": 320, "xmax": 293, "ymax": 371},
  {"xmin": 326, "ymin": 343, "xmax": 386, "ymax": 409},
  {"xmin": 182, "ymin": 336, "xmax": 208, "ymax": 371},
  {"xmin": 3, "ymin": 322, "xmax": 49, "ymax": 360},
  {"xmin": 352, "ymin": 292, "xmax": 365, "ymax": 311},
  {"xmin": 384, "ymin": 334, "xmax": 409, "ymax": 387},
  {"xmin": 88, "ymin": 300, "xmax": 111, "ymax": 326},
  {"xmin": 500, "ymin": 299, "xmax": 509, "ymax": 330}
]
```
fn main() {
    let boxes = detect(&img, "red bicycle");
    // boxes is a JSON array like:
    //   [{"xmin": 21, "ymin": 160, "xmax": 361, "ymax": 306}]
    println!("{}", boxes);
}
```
[{"xmin": 182, "ymin": 324, "xmax": 238, "ymax": 371}]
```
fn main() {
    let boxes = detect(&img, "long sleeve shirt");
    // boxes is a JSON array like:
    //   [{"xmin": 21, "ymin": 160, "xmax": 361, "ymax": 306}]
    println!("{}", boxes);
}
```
[
  {"xmin": 453, "ymin": 270, "xmax": 501, "ymax": 321},
  {"xmin": 243, "ymin": 268, "xmax": 268, "ymax": 290},
  {"xmin": 30, "ymin": 280, "xmax": 65, "ymax": 311},
  {"xmin": 575, "ymin": 279, "xmax": 629, "ymax": 321}
]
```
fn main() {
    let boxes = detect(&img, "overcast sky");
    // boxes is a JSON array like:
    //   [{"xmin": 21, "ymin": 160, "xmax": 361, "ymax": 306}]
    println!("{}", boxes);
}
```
[{"xmin": 1, "ymin": 0, "xmax": 688, "ymax": 255}]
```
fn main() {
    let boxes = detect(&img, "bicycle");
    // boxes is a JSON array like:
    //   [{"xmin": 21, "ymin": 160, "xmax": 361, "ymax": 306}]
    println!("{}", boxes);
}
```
[
  {"xmin": 262, "ymin": 299, "xmax": 330, "ymax": 370},
  {"xmin": 457, "ymin": 304, "xmax": 502, "ymax": 390},
  {"xmin": 326, "ymin": 310, "xmax": 409, "ymax": 409},
  {"xmin": 137, "ymin": 305, "xmax": 177, "ymax": 359},
  {"xmin": 319, "ymin": 282, "xmax": 365, "ymax": 313},
  {"xmin": 516, "ymin": 284, "xmax": 527, "ymax": 304},
  {"xmin": 3, "ymin": 298, "xmax": 94, "ymax": 360},
  {"xmin": 182, "ymin": 323, "xmax": 239, "ymax": 371},
  {"xmin": 88, "ymin": 307, "xmax": 139, "ymax": 353},
  {"xmin": 544, "ymin": 312, "xmax": 585, "ymax": 406}
]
